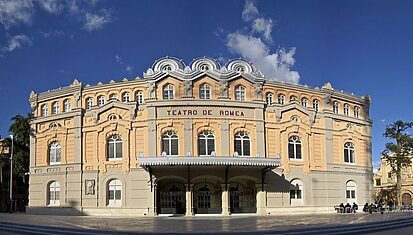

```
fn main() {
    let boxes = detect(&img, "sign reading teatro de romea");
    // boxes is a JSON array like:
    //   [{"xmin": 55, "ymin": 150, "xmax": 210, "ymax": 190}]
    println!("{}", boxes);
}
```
[{"xmin": 157, "ymin": 106, "xmax": 254, "ymax": 118}]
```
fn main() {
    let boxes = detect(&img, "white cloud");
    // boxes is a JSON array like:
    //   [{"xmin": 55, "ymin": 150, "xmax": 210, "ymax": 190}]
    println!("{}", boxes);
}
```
[
  {"xmin": 2, "ymin": 34, "xmax": 32, "ymax": 52},
  {"xmin": 252, "ymin": 18, "xmax": 273, "ymax": 42},
  {"xmin": 36, "ymin": 0, "xmax": 63, "ymax": 14},
  {"xmin": 242, "ymin": 0, "xmax": 258, "ymax": 22},
  {"xmin": 83, "ymin": 10, "xmax": 112, "ymax": 31},
  {"xmin": 41, "ymin": 30, "xmax": 64, "ymax": 38},
  {"xmin": 125, "ymin": 65, "xmax": 133, "ymax": 73},
  {"xmin": 0, "ymin": 0, "xmax": 34, "ymax": 29},
  {"xmin": 115, "ymin": 55, "xmax": 123, "ymax": 64}
]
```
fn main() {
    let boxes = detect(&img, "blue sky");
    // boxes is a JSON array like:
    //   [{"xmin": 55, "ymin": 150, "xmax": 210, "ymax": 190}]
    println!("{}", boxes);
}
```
[{"xmin": 1, "ymin": 0, "xmax": 412, "ymax": 169}]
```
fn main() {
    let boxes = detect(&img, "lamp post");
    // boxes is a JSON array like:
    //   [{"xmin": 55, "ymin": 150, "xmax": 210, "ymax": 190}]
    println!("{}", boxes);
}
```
[{"xmin": 9, "ymin": 134, "xmax": 13, "ymax": 213}]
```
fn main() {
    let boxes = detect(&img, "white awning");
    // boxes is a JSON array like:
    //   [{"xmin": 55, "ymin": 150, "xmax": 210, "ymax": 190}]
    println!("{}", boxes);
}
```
[{"xmin": 138, "ymin": 156, "xmax": 280, "ymax": 167}]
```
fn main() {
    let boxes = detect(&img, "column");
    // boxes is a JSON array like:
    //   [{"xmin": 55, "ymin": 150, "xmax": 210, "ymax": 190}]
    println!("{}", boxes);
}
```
[
  {"xmin": 221, "ymin": 120, "xmax": 230, "ymax": 156},
  {"xmin": 255, "ymin": 184, "xmax": 267, "ymax": 216},
  {"xmin": 147, "ymin": 107, "xmax": 157, "ymax": 157},
  {"xmin": 221, "ymin": 184, "xmax": 230, "ymax": 215},
  {"xmin": 185, "ymin": 184, "xmax": 194, "ymax": 216},
  {"xmin": 147, "ymin": 182, "xmax": 157, "ymax": 216},
  {"xmin": 184, "ymin": 120, "xmax": 193, "ymax": 156}
]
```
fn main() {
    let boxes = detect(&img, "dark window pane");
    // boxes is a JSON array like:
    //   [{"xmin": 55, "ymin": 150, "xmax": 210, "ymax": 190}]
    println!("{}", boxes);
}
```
[
  {"xmin": 344, "ymin": 150, "xmax": 349, "ymax": 162},
  {"xmin": 109, "ymin": 190, "xmax": 114, "ymax": 200},
  {"xmin": 235, "ymin": 139, "xmax": 241, "ymax": 155},
  {"xmin": 346, "ymin": 190, "xmax": 350, "ymax": 199},
  {"xmin": 296, "ymin": 144, "xmax": 302, "ymax": 159},
  {"xmin": 116, "ymin": 142, "xmax": 122, "ymax": 158},
  {"xmin": 350, "ymin": 150, "xmax": 354, "ymax": 163},
  {"xmin": 108, "ymin": 143, "xmax": 114, "ymax": 159},
  {"xmin": 55, "ymin": 191, "xmax": 60, "ymax": 200},
  {"xmin": 290, "ymin": 190, "xmax": 296, "ymax": 199},
  {"xmin": 162, "ymin": 139, "xmax": 169, "ymax": 155},
  {"xmin": 288, "ymin": 143, "xmax": 294, "ymax": 158},
  {"xmin": 56, "ymin": 148, "xmax": 61, "ymax": 162},
  {"xmin": 207, "ymin": 139, "xmax": 214, "ymax": 155},
  {"xmin": 351, "ymin": 191, "xmax": 355, "ymax": 199},
  {"xmin": 50, "ymin": 192, "xmax": 55, "ymax": 200},
  {"xmin": 171, "ymin": 139, "xmax": 178, "ymax": 155},
  {"xmin": 297, "ymin": 190, "xmax": 302, "ymax": 199},
  {"xmin": 115, "ymin": 190, "xmax": 121, "ymax": 200},
  {"xmin": 243, "ymin": 139, "xmax": 250, "ymax": 156},
  {"xmin": 198, "ymin": 139, "xmax": 206, "ymax": 155}
]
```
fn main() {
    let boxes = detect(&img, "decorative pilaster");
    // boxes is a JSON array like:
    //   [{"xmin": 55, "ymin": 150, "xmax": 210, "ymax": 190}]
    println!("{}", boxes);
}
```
[
  {"xmin": 255, "ymin": 184, "xmax": 267, "ymax": 216},
  {"xmin": 221, "ymin": 184, "xmax": 230, "ymax": 216},
  {"xmin": 185, "ymin": 184, "xmax": 194, "ymax": 216}
]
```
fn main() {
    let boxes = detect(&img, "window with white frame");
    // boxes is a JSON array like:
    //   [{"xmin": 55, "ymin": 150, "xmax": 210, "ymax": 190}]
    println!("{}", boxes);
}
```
[
  {"xmin": 109, "ymin": 94, "xmax": 117, "ymax": 100},
  {"xmin": 278, "ymin": 94, "xmax": 285, "ymax": 105},
  {"xmin": 354, "ymin": 106, "xmax": 360, "ymax": 118},
  {"xmin": 333, "ymin": 102, "xmax": 339, "ymax": 114},
  {"xmin": 200, "ymin": 83, "xmax": 211, "ymax": 99},
  {"xmin": 344, "ymin": 142, "xmax": 355, "ymax": 163},
  {"xmin": 86, "ymin": 97, "xmax": 93, "ymax": 109},
  {"xmin": 48, "ymin": 181, "xmax": 60, "ymax": 206},
  {"xmin": 122, "ymin": 93, "xmax": 130, "ymax": 103},
  {"xmin": 266, "ymin": 93, "xmax": 273, "ymax": 105},
  {"xmin": 313, "ymin": 99, "xmax": 319, "ymax": 111},
  {"xmin": 288, "ymin": 136, "xmax": 302, "ymax": 160},
  {"xmin": 301, "ymin": 98, "xmax": 308, "ymax": 108},
  {"xmin": 290, "ymin": 96, "xmax": 297, "ymax": 103},
  {"xmin": 162, "ymin": 131, "xmax": 179, "ymax": 156},
  {"xmin": 108, "ymin": 179, "xmax": 122, "ymax": 207},
  {"xmin": 235, "ymin": 86, "xmax": 246, "ymax": 101},
  {"xmin": 49, "ymin": 142, "xmax": 61, "ymax": 165},
  {"xmin": 136, "ymin": 91, "xmax": 143, "ymax": 104},
  {"xmin": 64, "ymin": 99, "xmax": 71, "ymax": 112},
  {"xmin": 41, "ymin": 104, "xmax": 48, "ymax": 116},
  {"xmin": 346, "ymin": 181, "xmax": 357, "ymax": 203},
  {"xmin": 344, "ymin": 104, "xmax": 349, "ymax": 116},
  {"xmin": 198, "ymin": 131, "xmax": 215, "ymax": 156},
  {"xmin": 98, "ymin": 96, "xmax": 105, "ymax": 106},
  {"xmin": 107, "ymin": 135, "xmax": 122, "ymax": 160},
  {"xmin": 52, "ymin": 102, "xmax": 59, "ymax": 114},
  {"xmin": 234, "ymin": 132, "xmax": 250, "ymax": 157},
  {"xmin": 163, "ymin": 84, "xmax": 174, "ymax": 100},
  {"xmin": 290, "ymin": 179, "xmax": 303, "ymax": 206}
]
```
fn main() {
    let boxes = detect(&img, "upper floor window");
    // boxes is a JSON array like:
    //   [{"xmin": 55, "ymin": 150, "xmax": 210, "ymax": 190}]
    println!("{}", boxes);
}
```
[
  {"xmin": 234, "ymin": 132, "xmax": 250, "ymax": 157},
  {"xmin": 107, "ymin": 135, "xmax": 122, "ymax": 160},
  {"xmin": 354, "ymin": 106, "xmax": 360, "ymax": 118},
  {"xmin": 313, "ymin": 99, "xmax": 319, "ymax": 112},
  {"xmin": 98, "ymin": 96, "xmax": 105, "ymax": 106},
  {"xmin": 200, "ymin": 64, "xmax": 209, "ymax": 71},
  {"xmin": 163, "ymin": 84, "xmax": 174, "ymax": 100},
  {"xmin": 198, "ymin": 131, "xmax": 215, "ymax": 156},
  {"xmin": 333, "ymin": 102, "xmax": 339, "ymax": 114},
  {"xmin": 344, "ymin": 142, "xmax": 355, "ymax": 163},
  {"xmin": 108, "ymin": 179, "xmax": 122, "ymax": 207},
  {"xmin": 346, "ymin": 181, "xmax": 357, "ymax": 203},
  {"xmin": 136, "ymin": 91, "xmax": 144, "ymax": 104},
  {"xmin": 122, "ymin": 92, "xmax": 130, "ymax": 103},
  {"xmin": 109, "ymin": 94, "xmax": 117, "ymax": 100},
  {"xmin": 288, "ymin": 136, "xmax": 302, "ymax": 160},
  {"xmin": 64, "ymin": 99, "xmax": 71, "ymax": 112},
  {"xmin": 235, "ymin": 86, "xmax": 246, "ymax": 101},
  {"xmin": 266, "ymin": 93, "xmax": 273, "ymax": 105},
  {"xmin": 343, "ymin": 104, "xmax": 349, "ymax": 116},
  {"xmin": 86, "ymin": 97, "xmax": 93, "ymax": 109},
  {"xmin": 49, "ymin": 141, "xmax": 61, "ymax": 165},
  {"xmin": 200, "ymin": 83, "xmax": 211, "ymax": 99},
  {"xmin": 48, "ymin": 181, "xmax": 60, "ymax": 206},
  {"xmin": 301, "ymin": 98, "xmax": 308, "ymax": 108},
  {"xmin": 52, "ymin": 102, "xmax": 60, "ymax": 114},
  {"xmin": 162, "ymin": 131, "xmax": 178, "ymax": 156},
  {"xmin": 278, "ymin": 94, "xmax": 285, "ymax": 105},
  {"xmin": 290, "ymin": 179, "xmax": 303, "ymax": 206},
  {"xmin": 41, "ymin": 104, "xmax": 48, "ymax": 116},
  {"xmin": 162, "ymin": 65, "xmax": 173, "ymax": 72},
  {"xmin": 290, "ymin": 96, "xmax": 297, "ymax": 103}
]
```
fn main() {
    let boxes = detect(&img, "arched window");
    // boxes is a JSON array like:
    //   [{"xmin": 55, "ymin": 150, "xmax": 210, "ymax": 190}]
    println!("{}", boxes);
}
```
[
  {"xmin": 49, "ymin": 142, "xmax": 61, "ymax": 165},
  {"xmin": 344, "ymin": 142, "xmax": 355, "ymax": 163},
  {"xmin": 86, "ymin": 97, "xmax": 93, "ymax": 109},
  {"xmin": 108, "ymin": 179, "xmax": 122, "ymax": 207},
  {"xmin": 278, "ymin": 94, "xmax": 285, "ymax": 105},
  {"xmin": 122, "ymin": 92, "xmax": 130, "ymax": 103},
  {"xmin": 346, "ymin": 181, "xmax": 356, "ymax": 203},
  {"xmin": 354, "ymin": 106, "xmax": 360, "ymax": 118},
  {"xmin": 41, "ymin": 104, "xmax": 48, "ymax": 116},
  {"xmin": 402, "ymin": 193, "xmax": 412, "ymax": 205},
  {"xmin": 266, "ymin": 93, "xmax": 273, "ymax": 105},
  {"xmin": 52, "ymin": 102, "xmax": 59, "ymax": 114},
  {"xmin": 288, "ymin": 136, "xmax": 302, "ymax": 160},
  {"xmin": 98, "ymin": 96, "xmax": 105, "ymax": 106},
  {"xmin": 200, "ymin": 83, "xmax": 211, "ymax": 99},
  {"xmin": 333, "ymin": 102, "xmax": 339, "ymax": 114},
  {"xmin": 48, "ymin": 181, "xmax": 60, "ymax": 206},
  {"xmin": 109, "ymin": 93, "xmax": 117, "ymax": 100},
  {"xmin": 290, "ymin": 96, "xmax": 297, "ymax": 103},
  {"xmin": 136, "ymin": 91, "xmax": 144, "ymax": 104},
  {"xmin": 344, "ymin": 104, "xmax": 349, "ymax": 116},
  {"xmin": 107, "ymin": 135, "xmax": 122, "ymax": 160},
  {"xmin": 235, "ymin": 86, "xmax": 246, "ymax": 101},
  {"xmin": 162, "ymin": 131, "xmax": 178, "ymax": 156},
  {"xmin": 200, "ymin": 64, "xmax": 209, "ymax": 71},
  {"xmin": 197, "ymin": 185, "xmax": 211, "ymax": 209},
  {"xmin": 64, "ymin": 99, "xmax": 71, "ymax": 112},
  {"xmin": 198, "ymin": 131, "xmax": 215, "ymax": 156},
  {"xmin": 163, "ymin": 84, "xmax": 174, "ymax": 100},
  {"xmin": 162, "ymin": 65, "xmax": 172, "ymax": 72},
  {"xmin": 234, "ymin": 132, "xmax": 250, "ymax": 157},
  {"xmin": 301, "ymin": 98, "xmax": 308, "ymax": 108},
  {"xmin": 290, "ymin": 179, "xmax": 303, "ymax": 206},
  {"xmin": 313, "ymin": 99, "xmax": 319, "ymax": 112}
]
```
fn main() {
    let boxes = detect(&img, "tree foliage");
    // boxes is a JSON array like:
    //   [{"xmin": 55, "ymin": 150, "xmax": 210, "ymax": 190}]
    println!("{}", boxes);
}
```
[{"xmin": 374, "ymin": 187, "xmax": 397, "ymax": 205}]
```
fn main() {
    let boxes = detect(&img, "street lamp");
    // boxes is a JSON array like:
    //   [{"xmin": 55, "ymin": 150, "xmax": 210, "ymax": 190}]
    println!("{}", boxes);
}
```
[{"xmin": 9, "ymin": 134, "xmax": 13, "ymax": 213}]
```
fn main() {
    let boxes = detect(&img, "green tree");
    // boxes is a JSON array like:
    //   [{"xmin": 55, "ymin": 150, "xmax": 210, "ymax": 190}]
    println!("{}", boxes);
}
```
[{"xmin": 382, "ymin": 120, "xmax": 413, "ymax": 207}]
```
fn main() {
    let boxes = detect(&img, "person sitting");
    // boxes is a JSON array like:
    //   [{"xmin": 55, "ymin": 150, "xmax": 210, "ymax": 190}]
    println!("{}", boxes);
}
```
[
  {"xmin": 363, "ymin": 203, "xmax": 369, "ymax": 212},
  {"xmin": 352, "ymin": 202, "xmax": 358, "ymax": 213},
  {"xmin": 339, "ymin": 203, "xmax": 345, "ymax": 213},
  {"xmin": 345, "ymin": 203, "xmax": 351, "ymax": 213}
]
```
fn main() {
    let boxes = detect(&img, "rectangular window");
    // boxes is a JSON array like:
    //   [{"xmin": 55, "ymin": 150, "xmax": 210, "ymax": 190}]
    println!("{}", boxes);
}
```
[
  {"xmin": 207, "ymin": 139, "xmax": 214, "ymax": 155},
  {"xmin": 388, "ymin": 173, "xmax": 392, "ymax": 178},
  {"xmin": 290, "ymin": 190, "xmax": 296, "ymax": 199},
  {"xmin": 296, "ymin": 190, "xmax": 302, "ymax": 199},
  {"xmin": 108, "ymin": 143, "xmax": 114, "ymax": 159},
  {"xmin": 296, "ymin": 145, "xmax": 302, "ymax": 159},
  {"xmin": 198, "ymin": 139, "xmax": 206, "ymax": 156},
  {"xmin": 376, "ymin": 179, "xmax": 381, "ymax": 186},
  {"xmin": 171, "ymin": 139, "xmax": 178, "ymax": 155},
  {"xmin": 288, "ymin": 144, "xmax": 295, "ymax": 159},
  {"xmin": 351, "ymin": 190, "xmax": 355, "ymax": 199},
  {"xmin": 162, "ymin": 139, "xmax": 169, "ymax": 155},
  {"xmin": 115, "ymin": 190, "xmax": 121, "ymax": 200},
  {"xmin": 116, "ymin": 142, "xmax": 122, "ymax": 158},
  {"xmin": 56, "ymin": 148, "xmax": 61, "ymax": 162},
  {"xmin": 346, "ymin": 190, "xmax": 351, "ymax": 199},
  {"xmin": 344, "ymin": 150, "xmax": 349, "ymax": 162},
  {"xmin": 243, "ymin": 140, "xmax": 250, "ymax": 156},
  {"xmin": 235, "ymin": 139, "xmax": 242, "ymax": 155}
]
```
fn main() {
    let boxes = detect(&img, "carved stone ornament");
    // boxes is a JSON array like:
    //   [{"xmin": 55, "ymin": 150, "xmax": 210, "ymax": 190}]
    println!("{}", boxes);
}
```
[
  {"xmin": 219, "ymin": 81, "xmax": 228, "ymax": 98},
  {"xmin": 254, "ymin": 83, "xmax": 263, "ymax": 100},
  {"xmin": 324, "ymin": 94, "xmax": 332, "ymax": 105},
  {"xmin": 183, "ymin": 80, "xmax": 193, "ymax": 97},
  {"xmin": 148, "ymin": 81, "xmax": 156, "ymax": 98},
  {"xmin": 85, "ymin": 180, "xmax": 95, "ymax": 195}
]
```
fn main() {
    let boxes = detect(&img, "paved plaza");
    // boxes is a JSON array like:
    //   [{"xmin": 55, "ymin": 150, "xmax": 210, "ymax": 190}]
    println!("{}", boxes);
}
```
[{"xmin": 0, "ymin": 212, "xmax": 413, "ymax": 234}]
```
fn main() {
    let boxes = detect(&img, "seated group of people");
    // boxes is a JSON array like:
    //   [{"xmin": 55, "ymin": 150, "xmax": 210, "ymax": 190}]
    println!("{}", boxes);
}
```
[{"xmin": 335, "ymin": 202, "xmax": 358, "ymax": 213}]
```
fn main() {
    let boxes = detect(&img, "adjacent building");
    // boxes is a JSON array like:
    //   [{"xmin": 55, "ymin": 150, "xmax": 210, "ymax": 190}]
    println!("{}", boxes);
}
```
[{"xmin": 27, "ymin": 57, "xmax": 373, "ymax": 216}]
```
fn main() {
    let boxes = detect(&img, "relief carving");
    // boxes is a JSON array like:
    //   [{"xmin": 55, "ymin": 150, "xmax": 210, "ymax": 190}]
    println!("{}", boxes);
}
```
[
  {"xmin": 183, "ymin": 80, "xmax": 193, "ymax": 97},
  {"xmin": 85, "ymin": 180, "xmax": 95, "ymax": 195},
  {"xmin": 219, "ymin": 81, "xmax": 228, "ymax": 98}
]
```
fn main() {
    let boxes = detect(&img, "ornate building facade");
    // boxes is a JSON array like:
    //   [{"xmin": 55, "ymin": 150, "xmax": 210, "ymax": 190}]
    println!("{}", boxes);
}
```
[{"xmin": 27, "ymin": 57, "xmax": 373, "ymax": 216}]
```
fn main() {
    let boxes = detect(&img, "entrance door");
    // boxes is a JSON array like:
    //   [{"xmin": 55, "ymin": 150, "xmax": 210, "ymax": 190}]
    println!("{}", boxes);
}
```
[
  {"xmin": 230, "ymin": 186, "xmax": 241, "ymax": 213},
  {"xmin": 159, "ymin": 184, "xmax": 186, "ymax": 214},
  {"xmin": 196, "ymin": 185, "xmax": 211, "ymax": 214},
  {"xmin": 402, "ymin": 193, "xmax": 412, "ymax": 206}
]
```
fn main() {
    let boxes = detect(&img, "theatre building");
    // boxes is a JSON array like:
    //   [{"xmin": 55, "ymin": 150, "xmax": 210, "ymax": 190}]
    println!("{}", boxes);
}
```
[{"xmin": 27, "ymin": 57, "xmax": 373, "ymax": 216}]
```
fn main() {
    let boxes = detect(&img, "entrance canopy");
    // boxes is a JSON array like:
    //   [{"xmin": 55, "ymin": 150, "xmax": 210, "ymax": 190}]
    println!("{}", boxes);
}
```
[{"xmin": 138, "ymin": 156, "xmax": 280, "ymax": 168}]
